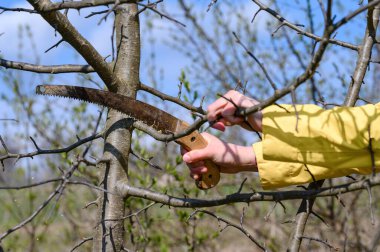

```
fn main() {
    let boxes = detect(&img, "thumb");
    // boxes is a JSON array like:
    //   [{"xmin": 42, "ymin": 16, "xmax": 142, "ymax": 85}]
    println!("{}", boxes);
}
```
[{"xmin": 183, "ymin": 149, "xmax": 210, "ymax": 163}]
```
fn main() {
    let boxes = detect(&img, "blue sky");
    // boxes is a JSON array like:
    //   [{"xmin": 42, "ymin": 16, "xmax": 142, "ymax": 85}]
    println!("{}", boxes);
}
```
[
  {"xmin": 0, "ymin": 1, "xmax": 369, "ymax": 94},
  {"xmin": 0, "ymin": 0, "xmax": 375, "ymax": 123}
]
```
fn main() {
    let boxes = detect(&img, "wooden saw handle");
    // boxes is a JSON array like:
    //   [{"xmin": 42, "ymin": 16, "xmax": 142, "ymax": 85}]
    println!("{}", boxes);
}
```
[{"xmin": 176, "ymin": 130, "xmax": 220, "ymax": 190}]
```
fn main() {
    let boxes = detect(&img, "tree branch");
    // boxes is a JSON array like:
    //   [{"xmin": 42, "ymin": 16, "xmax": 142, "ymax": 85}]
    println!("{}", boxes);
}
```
[
  {"xmin": 0, "ymin": 58, "xmax": 95, "ymax": 74},
  {"xmin": 251, "ymin": 0, "xmax": 359, "ymax": 51},
  {"xmin": 0, "ymin": 132, "xmax": 103, "ymax": 164},
  {"xmin": 27, "ymin": 0, "xmax": 120, "ymax": 91},
  {"xmin": 189, "ymin": 209, "xmax": 266, "ymax": 251},
  {"xmin": 116, "ymin": 176, "xmax": 380, "ymax": 208},
  {"xmin": 0, "ymin": 161, "xmax": 80, "ymax": 241}
]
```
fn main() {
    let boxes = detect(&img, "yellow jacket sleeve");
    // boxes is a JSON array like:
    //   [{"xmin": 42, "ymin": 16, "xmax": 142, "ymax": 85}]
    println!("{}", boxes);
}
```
[{"xmin": 254, "ymin": 103, "xmax": 380, "ymax": 190}]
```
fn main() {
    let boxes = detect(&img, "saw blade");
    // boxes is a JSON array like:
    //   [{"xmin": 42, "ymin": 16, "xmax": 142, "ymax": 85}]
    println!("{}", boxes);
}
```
[{"xmin": 36, "ymin": 85, "xmax": 185, "ymax": 134}]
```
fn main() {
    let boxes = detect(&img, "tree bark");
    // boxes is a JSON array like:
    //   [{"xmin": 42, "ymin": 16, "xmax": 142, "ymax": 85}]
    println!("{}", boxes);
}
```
[{"xmin": 92, "ymin": 3, "xmax": 140, "ymax": 251}]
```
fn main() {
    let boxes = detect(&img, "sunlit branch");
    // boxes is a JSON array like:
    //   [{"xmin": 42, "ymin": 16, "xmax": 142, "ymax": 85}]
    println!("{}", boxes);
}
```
[
  {"xmin": 139, "ymin": 82, "xmax": 205, "ymax": 114},
  {"xmin": 116, "ymin": 176, "xmax": 380, "ymax": 208},
  {"xmin": 0, "ymin": 59, "xmax": 95, "ymax": 74},
  {"xmin": 251, "ymin": 0, "xmax": 359, "ymax": 51}
]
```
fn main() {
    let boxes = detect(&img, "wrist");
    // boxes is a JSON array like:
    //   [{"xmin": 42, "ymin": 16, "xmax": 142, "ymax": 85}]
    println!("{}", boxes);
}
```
[{"xmin": 235, "ymin": 145, "xmax": 257, "ymax": 172}]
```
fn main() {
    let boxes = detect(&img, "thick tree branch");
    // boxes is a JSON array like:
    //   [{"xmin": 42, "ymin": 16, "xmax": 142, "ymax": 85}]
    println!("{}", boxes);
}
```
[
  {"xmin": 116, "ymin": 176, "xmax": 380, "ymax": 208},
  {"xmin": 27, "ymin": 0, "xmax": 120, "ymax": 91}
]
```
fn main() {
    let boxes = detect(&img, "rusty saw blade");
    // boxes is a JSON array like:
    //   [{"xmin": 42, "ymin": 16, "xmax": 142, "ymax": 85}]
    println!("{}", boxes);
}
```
[{"xmin": 36, "ymin": 85, "xmax": 220, "ymax": 189}]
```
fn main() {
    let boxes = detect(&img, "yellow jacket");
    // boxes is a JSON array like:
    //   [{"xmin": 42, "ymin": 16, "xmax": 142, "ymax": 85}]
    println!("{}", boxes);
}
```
[{"xmin": 253, "ymin": 103, "xmax": 380, "ymax": 190}]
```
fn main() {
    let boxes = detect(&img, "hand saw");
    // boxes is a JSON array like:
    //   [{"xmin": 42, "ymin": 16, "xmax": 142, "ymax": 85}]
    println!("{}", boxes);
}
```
[{"xmin": 36, "ymin": 85, "xmax": 220, "ymax": 190}]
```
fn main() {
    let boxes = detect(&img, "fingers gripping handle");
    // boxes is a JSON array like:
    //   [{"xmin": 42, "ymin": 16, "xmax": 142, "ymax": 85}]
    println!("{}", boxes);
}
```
[{"xmin": 176, "ymin": 131, "xmax": 220, "ymax": 190}]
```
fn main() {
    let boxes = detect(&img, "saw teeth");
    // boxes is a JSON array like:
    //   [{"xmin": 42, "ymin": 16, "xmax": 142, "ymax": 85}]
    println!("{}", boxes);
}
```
[{"xmin": 38, "ymin": 86, "xmax": 46, "ymax": 94}]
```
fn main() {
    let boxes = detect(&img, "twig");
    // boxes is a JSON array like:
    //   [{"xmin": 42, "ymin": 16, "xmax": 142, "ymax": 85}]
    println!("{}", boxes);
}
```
[
  {"xmin": 300, "ymin": 236, "xmax": 339, "ymax": 251},
  {"xmin": 250, "ymin": 0, "xmax": 359, "ymax": 51},
  {"xmin": 365, "ymin": 183, "xmax": 376, "ymax": 225},
  {"xmin": 232, "ymin": 32, "xmax": 277, "ymax": 91},
  {"xmin": 207, "ymin": 0, "xmax": 218, "ymax": 12},
  {"xmin": 0, "ymin": 162, "xmax": 80, "ymax": 240},
  {"xmin": 85, "ymin": 9, "xmax": 108, "ymax": 18},
  {"xmin": 71, "ymin": 237, "xmax": 94, "ymax": 252},
  {"xmin": 0, "ymin": 6, "xmax": 37, "ymax": 14},
  {"xmin": 0, "ymin": 131, "xmax": 103, "ymax": 164},
  {"xmin": 0, "ymin": 118, "xmax": 19, "ymax": 123},
  {"xmin": 130, "ymin": 150, "xmax": 163, "ymax": 170},
  {"xmin": 290, "ymin": 89, "xmax": 299, "ymax": 132},
  {"xmin": 136, "ymin": 1, "xmax": 186, "ymax": 27},
  {"xmin": 44, "ymin": 39, "xmax": 64, "ymax": 53},
  {"xmin": 189, "ymin": 209, "xmax": 266, "ymax": 251},
  {"xmin": 97, "ymin": 0, "xmax": 120, "ymax": 25},
  {"xmin": 102, "ymin": 202, "xmax": 156, "ymax": 223},
  {"xmin": 368, "ymin": 125, "xmax": 376, "ymax": 176},
  {"xmin": 139, "ymin": 82, "xmax": 205, "ymax": 114},
  {"xmin": 264, "ymin": 201, "xmax": 278, "ymax": 221},
  {"xmin": 0, "ymin": 178, "xmax": 61, "ymax": 190}
]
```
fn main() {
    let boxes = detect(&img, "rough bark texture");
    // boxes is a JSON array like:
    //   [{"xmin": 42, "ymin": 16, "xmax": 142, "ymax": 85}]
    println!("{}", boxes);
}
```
[
  {"xmin": 287, "ymin": 3, "xmax": 380, "ymax": 251},
  {"xmin": 92, "ymin": 3, "xmax": 140, "ymax": 251}
]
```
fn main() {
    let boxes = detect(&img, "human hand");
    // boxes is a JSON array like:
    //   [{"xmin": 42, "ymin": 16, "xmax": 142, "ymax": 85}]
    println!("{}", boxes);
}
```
[
  {"xmin": 181, "ymin": 132, "xmax": 257, "ymax": 180},
  {"xmin": 207, "ymin": 90, "xmax": 262, "ymax": 132}
]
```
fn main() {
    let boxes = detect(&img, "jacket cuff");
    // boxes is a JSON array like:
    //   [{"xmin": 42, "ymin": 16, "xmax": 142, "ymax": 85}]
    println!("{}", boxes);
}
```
[{"xmin": 252, "ymin": 142, "xmax": 307, "ymax": 190}]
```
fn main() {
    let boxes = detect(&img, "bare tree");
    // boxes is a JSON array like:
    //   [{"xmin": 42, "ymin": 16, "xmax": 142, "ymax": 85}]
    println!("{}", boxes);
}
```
[{"xmin": 0, "ymin": 0, "xmax": 380, "ymax": 251}]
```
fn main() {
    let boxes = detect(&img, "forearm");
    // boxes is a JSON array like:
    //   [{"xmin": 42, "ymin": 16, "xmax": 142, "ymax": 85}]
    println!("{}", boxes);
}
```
[{"xmin": 230, "ymin": 145, "xmax": 258, "ymax": 172}]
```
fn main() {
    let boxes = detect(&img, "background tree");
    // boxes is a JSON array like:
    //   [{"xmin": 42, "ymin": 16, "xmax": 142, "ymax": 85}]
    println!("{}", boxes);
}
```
[{"xmin": 0, "ymin": 0, "xmax": 380, "ymax": 251}]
